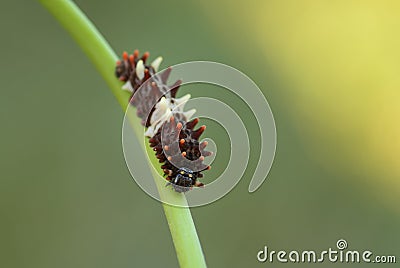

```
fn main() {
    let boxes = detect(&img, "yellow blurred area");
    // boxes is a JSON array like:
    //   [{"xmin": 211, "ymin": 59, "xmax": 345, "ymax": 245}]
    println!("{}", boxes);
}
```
[{"xmin": 199, "ymin": 1, "xmax": 400, "ymax": 199}]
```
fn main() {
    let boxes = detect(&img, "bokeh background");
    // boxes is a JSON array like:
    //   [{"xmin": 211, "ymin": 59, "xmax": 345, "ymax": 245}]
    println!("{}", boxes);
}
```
[{"xmin": 1, "ymin": 0, "xmax": 399, "ymax": 267}]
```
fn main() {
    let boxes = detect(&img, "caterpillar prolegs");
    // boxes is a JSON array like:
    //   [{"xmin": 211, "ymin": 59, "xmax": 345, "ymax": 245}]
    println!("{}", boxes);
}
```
[{"xmin": 115, "ymin": 50, "xmax": 211, "ymax": 192}]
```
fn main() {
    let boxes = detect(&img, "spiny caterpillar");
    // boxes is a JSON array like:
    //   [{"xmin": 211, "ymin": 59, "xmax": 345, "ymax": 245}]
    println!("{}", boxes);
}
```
[{"xmin": 115, "ymin": 50, "xmax": 211, "ymax": 192}]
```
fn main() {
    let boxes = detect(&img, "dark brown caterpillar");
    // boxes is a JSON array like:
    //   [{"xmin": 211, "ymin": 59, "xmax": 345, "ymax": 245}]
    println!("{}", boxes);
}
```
[{"xmin": 115, "ymin": 50, "xmax": 211, "ymax": 192}]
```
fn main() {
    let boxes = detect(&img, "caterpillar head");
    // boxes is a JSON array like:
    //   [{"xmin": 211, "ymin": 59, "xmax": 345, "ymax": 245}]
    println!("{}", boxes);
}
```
[{"xmin": 169, "ymin": 167, "xmax": 203, "ymax": 193}]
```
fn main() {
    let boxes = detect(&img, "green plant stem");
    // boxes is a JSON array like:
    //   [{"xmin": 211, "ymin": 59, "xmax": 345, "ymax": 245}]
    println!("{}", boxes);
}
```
[{"xmin": 39, "ymin": 1, "xmax": 207, "ymax": 267}]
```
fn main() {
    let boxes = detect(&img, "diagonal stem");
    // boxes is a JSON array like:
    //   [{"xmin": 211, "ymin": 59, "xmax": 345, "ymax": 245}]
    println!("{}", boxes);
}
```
[{"xmin": 39, "ymin": 0, "xmax": 207, "ymax": 267}]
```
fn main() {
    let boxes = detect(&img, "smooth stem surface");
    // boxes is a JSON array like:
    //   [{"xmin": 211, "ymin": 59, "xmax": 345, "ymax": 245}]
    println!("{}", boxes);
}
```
[{"xmin": 39, "ymin": 1, "xmax": 207, "ymax": 267}]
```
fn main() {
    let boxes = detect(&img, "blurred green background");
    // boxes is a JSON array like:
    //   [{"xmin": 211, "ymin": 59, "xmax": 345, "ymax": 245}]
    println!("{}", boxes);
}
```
[{"xmin": 1, "ymin": 0, "xmax": 399, "ymax": 267}]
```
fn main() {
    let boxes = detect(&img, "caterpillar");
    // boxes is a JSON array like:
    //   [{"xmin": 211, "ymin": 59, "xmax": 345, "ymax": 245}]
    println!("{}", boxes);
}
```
[{"xmin": 115, "ymin": 50, "xmax": 211, "ymax": 193}]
